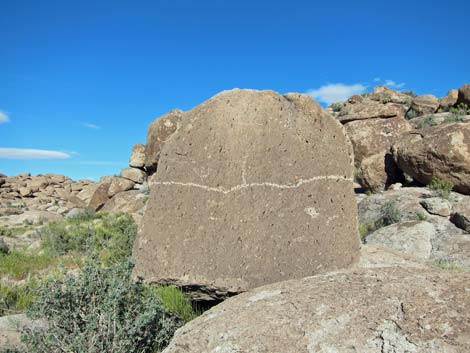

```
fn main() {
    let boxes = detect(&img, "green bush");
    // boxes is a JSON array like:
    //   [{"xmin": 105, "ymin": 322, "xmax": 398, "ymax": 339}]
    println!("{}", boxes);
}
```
[
  {"xmin": 0, "ymin": 280, "xmax": 37, "ymax": 316},
  {"xmin": 405, "ymin": 109, "xmax": 418, "ymax": 120},
  {"xmin": 416, "ymin": 115, "xmax": 437, "ymax": 129},
  {"xmin": 153, "ymin": 285, "xmax": 199, "ymax": 323},
  {"xmin": 21, "ymin": 259, "xmax": 182, "ymax": 353},
  {"xmin": 428, "ymin": 177, "xmax": 454, "ymax": 199},
  {"xmin": 359, "ymin": 223, "xmax": 375, "ymax": 243},
  {"xmin": 330, "ymin": 102, "xmax": 343, "ymax": 112},
  {"xmin": 375, "ymin": 200, "xmax": 401, "ymax": 228},
  {"xmin": 40, "ymin": 212, "xmax": 137, "ymax": 265}
]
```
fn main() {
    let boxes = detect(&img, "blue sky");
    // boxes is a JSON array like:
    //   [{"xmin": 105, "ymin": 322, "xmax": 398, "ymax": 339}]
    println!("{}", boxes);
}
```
[{"xmin": 1, "ymin": 0, "xmax": 469, "ymax": 181}]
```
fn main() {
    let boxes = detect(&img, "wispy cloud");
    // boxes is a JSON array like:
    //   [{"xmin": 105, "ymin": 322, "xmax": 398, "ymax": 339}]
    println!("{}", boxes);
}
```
[
  {"xmin": 67, "ymin": 160, "xmax": 126, "ymax": 166},
  {"xmin": 0, "ymin": 111, "xmax": 10, "ymax": 124},
  {"xmin": 0, "ymin": 148, "xmax": 71, "ymax": 159},
  {"xmin": 307, "ymin": 83, "xmax": 367, "ymax": 105},
  {"xmin": 373, "ymin": 77, "xmax": 381, "ymax": 82},
  {"xmin": 83, "ymin": 122, "xmax": 100, "ymax": 130},
  {"xmin": 384, "ymin": 79, "xmax": 406, "ymax": 89}
]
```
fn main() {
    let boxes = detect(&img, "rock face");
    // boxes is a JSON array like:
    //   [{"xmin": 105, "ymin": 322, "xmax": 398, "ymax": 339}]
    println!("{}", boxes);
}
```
[
  {"xmin": 145, "ymin": 109, "xmax": 183, "ymax": 173},
  {"xmin": 129, "ymin": 144, "xmax": 146, "ymax": 168},
  {"xmin": 163, "ymin": 267, "xmax": 470, "ymax": 353},
  {"xmin": 133, "ymin": 89, "xmax": 360, "ymax": 301},
  {"xmin": 410, "ymin": 94, "xmax": 440, "ymax": 116},
  {"xmin": 457, "ymin": 84, "xmax": 470, "ymax": 106},
  {"xmin": 329, "ymin": 86, "xmax": 412, "ymax": 191},
  {"xmin": 392, "ymin": 122, "xmax": 470, "ymax": 194}
]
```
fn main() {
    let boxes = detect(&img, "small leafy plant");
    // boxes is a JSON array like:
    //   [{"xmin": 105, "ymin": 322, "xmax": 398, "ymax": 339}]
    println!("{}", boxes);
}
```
[
  {"xmin": 416, "ymin": 115, "xmax": 437, "ymax": 129},
  {"xmin": 428, "ymin": 177, "xmax": 453, "ymax": 199},
  {"xmin": 375, "ymin": 200, "xmax": 402, "ymax": 228}
]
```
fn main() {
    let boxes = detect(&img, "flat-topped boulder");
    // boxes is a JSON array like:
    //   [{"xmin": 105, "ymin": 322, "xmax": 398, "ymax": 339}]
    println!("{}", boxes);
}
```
[
  {"xmin": 163, "ymin": 267, "xmax": 470, "ymax": 353},
  {"xmin": 133, "ymin": 89, "xmax": 360, "ymax": 301}
]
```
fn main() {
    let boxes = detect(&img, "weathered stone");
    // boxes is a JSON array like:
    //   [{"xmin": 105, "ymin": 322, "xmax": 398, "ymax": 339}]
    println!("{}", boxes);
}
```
[
  {"xmin": 440, "ymin": 89, "xmax": 459, "ymax": 109},
  {"xmin": 392, "ymin": 123, "xmax": 470, "ymax": 194},
  {"xmin": 77, "ymin": 183, "xmax": 99, "ymax": 203},
  {"xmin": 368, "ymin": 85, "xmax": 413, "ymax": 105},
  {"xmin": 365, "ymin": 221, "xmax": 434, "ymax": 260},
  {"xmin": 457, "ymin": 83, "xmax": 470, "ymax": 106},
  {"xmin": 420, "ymin": 197, "xmax": 452, "ymax": 217},
  {"xmin": 344, "ymin": 115, "xmax": 410, "ymax": 190},
  {"xmin": 450, "ymin": 203, "xmax": 470, "ymax": 233},
  {"xmin": 145, "ymin": 109, "xmax": 183, "ymax": 173},
  {"xmin": 87, "ymin": 182, "xmax": 110, "ymax": 211},
  {"xmin": 107, "ymin": 177, "xmax": 135, "ymax": 197},
  {"xmin": 337, "ymin": 100, "xmax": 406, "ymax": 124},
  {"xmin": 134, "ymin": 89, "xmax": 360, "ymax": 301},
  {"xmin": 102, "ymin": 190, "xmax": 147, "ymax": 223},
  {"xmin": 29, "ymin": 176, "xmax": 49, "ymax": 191},
  {"xmin": 120, "ymin": 167, "xmax": 147, "ymax": 184},
  {"xmin": 410, "ymin": 94, "xmax": 440, "ymax": 116},
  {"xmin": 18, "ymin": 187, "xmax": 32, "ymax": 197},
  {"xmin": 0, "ymin": 238, "xmax": 9, "ymax": 254},
  {"xmin": 129, "ymin": 143, "xmax": 146, "ymax": 168},
  {"xmin": 0, "ymin": 178, "xmax": 5, "ymax": 187},
  {"xmin": 163, "ymin": 267, "xmax": 470, "ymax": 353}
]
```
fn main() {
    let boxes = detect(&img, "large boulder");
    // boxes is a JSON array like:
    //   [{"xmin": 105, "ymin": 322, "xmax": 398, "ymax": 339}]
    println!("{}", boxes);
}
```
[
  {"xmin": 409, "ymin": 94, "xmax": 440, "ymax": 116},
  {"xmin": 344, "ymin": 116, "xmax": 411, "ymax": 190},
  {"xmin": 145, "ymin": 109, "xmax": 183, "ymax": 173},
  {"xmin": 133, "ymin": 89, "xmax": 360, "ymax": 301},
  {"xmin": 120, "ymin": 167, "xmax": 147, "ymax": 184},
  {"xmin": 392, "ymin": 122, "xmax": 470, "ymax": 194},
  {"xmin": 440, "ymin": 89, "xmax": 459, "ymax": 110},
  {"xmin": 129, "ymin": 143, "xmax": 146, "ymax": 168},
  {"xmin": 163, "ymin": 267, "xmax": 470, "ymax": 353},
  {"xmin": 457, "ymin": 83, "xmax": 470, "ymax": 106}
]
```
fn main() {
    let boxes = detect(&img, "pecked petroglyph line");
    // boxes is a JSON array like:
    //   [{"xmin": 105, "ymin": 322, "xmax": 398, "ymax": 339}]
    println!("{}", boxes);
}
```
[{"xmin": 154, "ymin": 175, "xmax": 352, "ymax": 194}]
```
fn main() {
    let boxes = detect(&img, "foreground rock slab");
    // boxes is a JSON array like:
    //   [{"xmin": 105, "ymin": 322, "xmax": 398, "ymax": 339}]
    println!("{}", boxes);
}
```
[
  {"xmin": 163, "ymin": 267, "xmax": 470, "ymax": 353},
  {"xmin": 134, "ymin": 89, "xmax": 360, "ymax": 301}
]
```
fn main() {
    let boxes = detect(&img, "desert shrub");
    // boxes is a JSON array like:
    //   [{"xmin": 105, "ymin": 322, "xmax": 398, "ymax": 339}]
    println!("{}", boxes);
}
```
[
  {"xmin": 375, "ymin": 200, "xmax": 401, "ymax": 228},
  {"xmin": 416, "ymin": 115, "xmax": 437, "ymax": 129},
  {"xmin": 445, "ymin": 114, "xmax": 466, "ymax": 123},
  {"xmin": 359, "ymin": 223, "xmax": 375, "ymax": 243},
  {"xmin": 402, "ymin": 90, "xmax": 417, "ymax": 97},
  {"xmin": 381, "ymin": 97, "xmax": 391, "ymax": 104},
  {"xmin": 416, "ymin": 212, "xmax": 428, "ymax": 221},
  {"xmin": 405, "ymin": 108, "xmax": 418, "ymax": 120},
  {"xmin": 153, "ymin": 285, "xmax": 199, "ymax": 323},
  {"xmin": 0, "ymin": 280, "xmax": 37, "ymax": 316},
  {"xmin": 40, "ymin": 212, "xmax": 136, "ymax": 265},
  {"xmin": 428, "ymin": 177, "xmax": 453, "ymax": 199},
  {"xmin": 21, "ymin": 259, "xmax": 182, "ymax": 353},
  {"xmin": 330, "ymin": 102, "xmax": 343, "ymax": 112}
]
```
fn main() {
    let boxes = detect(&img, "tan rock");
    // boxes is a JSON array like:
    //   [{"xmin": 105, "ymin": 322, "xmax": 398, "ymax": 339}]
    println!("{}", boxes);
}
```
[
  {"xmin": 108, "ymin": 177, "xmax": 135, "ymax": 197},
  {"xmin": 129, "ymin": 143, "xmax": 146, "ymax": 168},
  {"xmin": 145, "ymin": 109, "xmax": 183, "ymax": 173},
  {"xmin": 120, "ymin": 167, "xmax": 147, "ymax": 184},
  {"xmin": 440, "ymin": 89, "xmax": 459, "ymax": 109},
  {"xmin": 410, "ymin": 94, "xmax": 440, "ymax": 116},
  {"xmin": 163, "ymin": 267, "xmax": 470, "ymax": 353},
  {"xmin": 337, "ymin": 100, "xmax": 406, "ymax": 124},
  {"xmin": 29, "ymin": 176, "xmax": 49, "ymax": 191},
  {"xmin": 133, "ymin": 89, "xmax": 360, "ymax": 301},
  {"xmin": 457, "ymin": 83, "xmax": 470, "ymax": 106},
  {"xmin": 392, "ymin": 122, "xmax": 470, "ymax": 194},
  {"xmin": 87, "ymin": 182, "xmax": 110, "ymax": 211},
  {"xmin": 18, "ymin": 187, "xmax": 32, "ymax": 197}
]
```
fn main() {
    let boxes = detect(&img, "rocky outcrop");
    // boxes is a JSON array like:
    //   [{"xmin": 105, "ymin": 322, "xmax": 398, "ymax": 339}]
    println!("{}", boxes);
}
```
[
  {"xmin": 329, "ymin": 86, "xmax": 412, "ymax": 191},
  {"xmin": 163, "ymin": 267, "xmax": 470, "ymax": 353},
  {"xmin": 129, "ymin": 144, "xmax": 146, "ymax": 168},
  {"xmin": 440, "ymin": 89, "xmax": 459, "ymax": 109},
  {"xmin": 409, "ymin": 94, "xmax": 440, "ymax": 116},
  {"xmin": 392, "ymin": 122, "xmax": 470, "ymax": 194},
  {"xmin": 358, "ymin": 186, "xmax": 470, "ymax": 270},
  {"xmin": 133, "ymin": 89, "xmax": 360, "ymax": 301},
  {"xmin": 145, "ymin": 109, "xmax": 183, "ymax": 173},
  {"xmin": 457, "ymin": 84, "xmax": 470, "ymax": 106}
]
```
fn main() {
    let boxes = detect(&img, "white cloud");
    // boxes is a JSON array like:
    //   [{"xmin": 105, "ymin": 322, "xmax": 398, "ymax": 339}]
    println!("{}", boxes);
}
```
[
  {"xmin": 307, "ymin": 83, "xmax": 367, "ymax": 105},
  {"xmin": 0, "ymin": 148, "xmax": 71, "ymax": 159},
  {"xmin": 0, "ymin": 111, "xmax": 10, "ymax": 124},
  {"xmin": 83, "ymin": 123, "xmax": 100, "ymax": 130},
  {"xmin": 373, "ymin": 77, "xmax": 381, "ymax": 82},
  {"xmin": 385, "ymin": 80, "xmax": 405, "ymax": 89}
]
